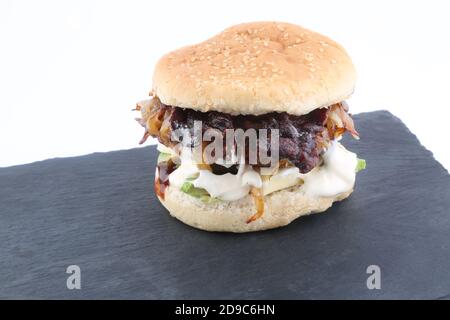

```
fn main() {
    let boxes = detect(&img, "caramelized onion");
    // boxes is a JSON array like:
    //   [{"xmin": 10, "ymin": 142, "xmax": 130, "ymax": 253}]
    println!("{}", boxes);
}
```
[
  {"xmin": 154, "ymin": 160, "xmax": 176, "ymax": 199},
  {"xmin": 246, "ymin": 187, "xmax": 265, "ymax": 223},
  {"xmin": 139, "ymin": 131, "xmax": 151, "ymax": 145},
  {"xmin": 328, "ymin": 103, "xmax": 359, "ymax": 139}
]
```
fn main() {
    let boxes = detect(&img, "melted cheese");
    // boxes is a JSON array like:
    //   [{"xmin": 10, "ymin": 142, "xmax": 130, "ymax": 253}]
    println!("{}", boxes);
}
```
[{"xmin": 262, "ymin": 167, "xmax": 302, "ymax": 195}]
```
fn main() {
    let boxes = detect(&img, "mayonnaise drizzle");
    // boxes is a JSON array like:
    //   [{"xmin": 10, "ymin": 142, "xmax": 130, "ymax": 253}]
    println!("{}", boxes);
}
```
[
  {"xmin": 300, "ymin": 141, "xmax": 357, "ymax": 197},
  {"xmin": 193, "ymin": 162, "xmax": 262, "ymax": 201},
  {"xmin": 168, "ymin": 147, "xmax": 199, "ymax": 188},
  {"xmin": 167, "ymin": 141, "xmax": 357, "ymax": 201}
]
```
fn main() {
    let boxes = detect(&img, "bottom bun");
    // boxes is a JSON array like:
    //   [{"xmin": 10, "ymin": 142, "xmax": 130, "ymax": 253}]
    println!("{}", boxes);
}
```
[{"xmin": 158, "ymin": 184, "xmax": 353, "ymax": 233}]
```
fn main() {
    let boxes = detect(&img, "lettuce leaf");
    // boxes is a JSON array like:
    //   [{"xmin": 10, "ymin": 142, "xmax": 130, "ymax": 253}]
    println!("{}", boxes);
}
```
[
  {"xmin": 356, "ymin": 158, "xmax": 366, "ymax": 172},
  {"xmin": 157, "ymin": 152, "xmax": 172, "ymax": 163},
  {"xmin": 180, "ymin": 181, "xmax": 219, "ymax": 204}
]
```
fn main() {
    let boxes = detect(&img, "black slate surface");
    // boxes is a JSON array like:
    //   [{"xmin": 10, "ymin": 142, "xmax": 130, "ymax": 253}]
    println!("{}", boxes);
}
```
[{"xmin": 0, "ymin": 110, "xmax": 449, "ymax": 299}]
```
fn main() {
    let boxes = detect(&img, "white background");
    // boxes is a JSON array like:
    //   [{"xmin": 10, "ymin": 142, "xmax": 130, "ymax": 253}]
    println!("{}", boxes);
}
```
[{"xmin": 1, "ymin": 0, "xmax": 449, "ymax": 170}]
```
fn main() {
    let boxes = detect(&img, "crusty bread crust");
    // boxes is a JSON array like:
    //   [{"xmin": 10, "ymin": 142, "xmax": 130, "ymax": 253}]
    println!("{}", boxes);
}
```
[
  {"xmin": 152, "ymin": 21, "xmax": 356, "ymax": 116},
  {"xmin": 158, "ymin": 184, "xmax": 353, "ymax": 232}
]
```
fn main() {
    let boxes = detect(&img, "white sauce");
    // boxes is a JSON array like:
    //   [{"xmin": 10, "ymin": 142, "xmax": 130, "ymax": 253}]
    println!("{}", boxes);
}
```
[
  {"xmin": 168, "ymin": 148, "xmax": 199, "ymax": 188},
  {"xmin": 193, "ymin": 161, "xmax": 262, "ymax": 201},
  {"xmin": 167, "ymin": 142, "xmax": 357, "ymax": 201},
  {"xmin": 300, "ymin": 141, "xmax": 357, "ymax": 197}
]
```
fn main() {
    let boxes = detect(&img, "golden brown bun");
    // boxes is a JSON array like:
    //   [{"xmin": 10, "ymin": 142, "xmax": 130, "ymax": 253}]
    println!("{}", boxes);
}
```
[
  {"xmin": 158, "ymin": 184, "xmax": 353, "ymax": 233},
  {"xmin": 152, "ymin": 21, "xmax": 356, "ymax": 116}
]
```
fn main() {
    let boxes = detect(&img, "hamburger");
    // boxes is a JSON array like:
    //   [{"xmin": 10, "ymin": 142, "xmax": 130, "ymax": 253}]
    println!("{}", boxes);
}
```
[{"xmin": 134, "ymin": 22, "xmax": 366, "ymax": 232}]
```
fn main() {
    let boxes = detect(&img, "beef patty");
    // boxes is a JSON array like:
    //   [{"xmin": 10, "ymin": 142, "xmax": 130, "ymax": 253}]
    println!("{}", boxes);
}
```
[{"xmin": 136, "ymin": 98, "xmax": 358, "ymax": 173}]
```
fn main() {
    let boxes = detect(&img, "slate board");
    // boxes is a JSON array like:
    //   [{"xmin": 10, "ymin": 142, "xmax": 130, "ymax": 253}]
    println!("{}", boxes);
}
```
[{"xmin": 0, "ymin": 111, "xmax": 449, "ymax": 299}]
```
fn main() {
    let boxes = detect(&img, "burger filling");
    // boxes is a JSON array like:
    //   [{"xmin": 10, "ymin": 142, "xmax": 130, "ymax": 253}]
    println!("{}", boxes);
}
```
[
  {"xmin": 135, "ymin": 96, "xmax": 365, "ymax": 223},
  {"xmin": 136, "ymin": 97, "xmax": 358, "ymax": 173}
]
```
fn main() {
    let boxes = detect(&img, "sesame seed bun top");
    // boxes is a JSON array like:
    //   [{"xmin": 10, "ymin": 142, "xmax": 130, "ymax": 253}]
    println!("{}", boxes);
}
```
[{"xmin": 152, "ymin": 21, "xmax": 356, "ymax": 116}]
